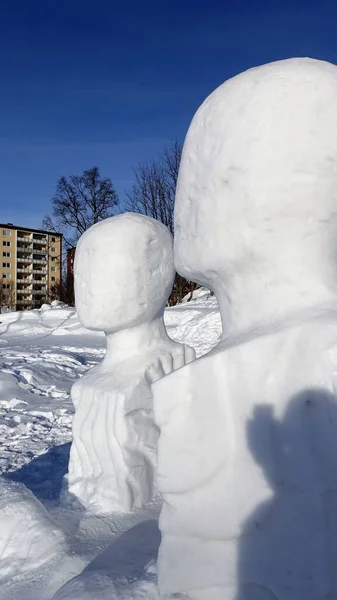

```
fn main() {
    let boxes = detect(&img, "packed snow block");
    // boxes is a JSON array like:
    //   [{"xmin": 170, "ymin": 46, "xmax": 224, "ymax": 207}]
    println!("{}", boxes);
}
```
[
  {"xmin": 65, "ymin": 213, "xmax": 195, "ymax": 514},
  {"xmin": 153, "ymin": 58, "xmax": 337, "ymax": 599},
  {"xmin": 0, "ymin": 478, "xmax": 65, "ymax": 582}
]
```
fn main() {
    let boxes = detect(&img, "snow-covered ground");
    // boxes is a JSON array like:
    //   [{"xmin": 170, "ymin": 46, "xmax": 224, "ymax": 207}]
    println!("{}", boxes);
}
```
[{"xmin": 0, "ymin": 291, "xmax": 221, "ymax": 599}]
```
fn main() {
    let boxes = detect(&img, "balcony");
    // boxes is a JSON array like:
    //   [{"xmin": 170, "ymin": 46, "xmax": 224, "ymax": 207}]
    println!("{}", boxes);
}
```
[
  {"xmin": 33, "ymin": 259, "xmax": 47, "ymax": 265},
  {"xmin": 17, "ymin": 236, "xmax": 32, "ymax": 242},
  {"xmin": 17, "ymin": 268, "xmax": 32, "ymax": 274},
  {"xmin": 17, "ymin": 289, "xmax": 32, "ymax": 295},
  {"xmin": 17, "ymin": 299, "xmax": 33, "ymax": 306},
  {"xmin": 17, "ymin": 246, "xmax": 33, "ymax": 254},
  {"xmin": 32, "ymin": 290, "xmax": 46, "ymax": 295},
  {"xmin": 17, "ymin": 257, "xmax": 32, "ymax": 264},
  {"xmin": 32, "ymin": 238, "xmax": 47, "ymax": 245},
  {"xmin": 33, "ymin": 246, "xmax": 47, "ymax": 253},
  {"xmin": 17, "ymin": 279, "xmax": 32, "ymax": 284}
]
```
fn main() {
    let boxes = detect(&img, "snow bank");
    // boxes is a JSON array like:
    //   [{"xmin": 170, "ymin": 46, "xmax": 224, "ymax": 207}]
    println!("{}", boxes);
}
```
[
  {"xmin": 0, "ymin": 302, "xmax": 90, "ymax": 340},
  {"xmin": 0, "ymin": 478, "xmax": 65, "ymax": 581}
]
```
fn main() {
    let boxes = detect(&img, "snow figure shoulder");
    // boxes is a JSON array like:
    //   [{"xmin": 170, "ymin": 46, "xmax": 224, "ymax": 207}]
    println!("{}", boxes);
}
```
[
  {"xmin": 153, "ymin": 58, "xmax": 337, "ymax": 599},
  {"xmin": 65, "ymin": 212, "xmax": 195, "ymax": 514}
]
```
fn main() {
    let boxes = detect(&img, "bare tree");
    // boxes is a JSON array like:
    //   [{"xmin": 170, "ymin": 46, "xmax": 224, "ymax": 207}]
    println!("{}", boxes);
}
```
[
  {"xmin": 162, "ymin": 139, "xmax": 181, "ymax": 201},
  {"xmin": 48, "ymin": 278, "xmax": 74, "ymax": 306},
  {"xmin": 126, "ymin": 140, "xmax": 182, "ymax": 235},
  {"xmin": 43, "ymin": 167, "xmax": 119, "ymax": 247},
  {"xmin": 127, "ymin": 141, "xmax": 197, "ymax": 304},
  {"xmin": 0, "ymin": 280, "xmax": 16, "ymax": 313}
]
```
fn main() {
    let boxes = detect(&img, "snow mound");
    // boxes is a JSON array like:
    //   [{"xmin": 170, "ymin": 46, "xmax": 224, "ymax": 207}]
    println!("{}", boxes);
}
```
[
  {"xmin": 53, "ymin": 519, "xmax": 161, "ymax": 600},
  {"xmin": 165, "ymin": 292, "xmax": 221, "ymax": 357},
  {"xmin": 0, "ymin": 303, "xmax": 102, "ymax": 341},
  {"xmin": 0, "ymin": 478, "xmax": 65, "ymax": 582}
]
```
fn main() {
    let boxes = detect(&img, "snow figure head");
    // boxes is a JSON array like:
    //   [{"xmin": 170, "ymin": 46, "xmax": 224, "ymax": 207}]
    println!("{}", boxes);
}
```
[
  {"xmin": 174, "ymin": 58, "xmax": 337, "ymax": 335},
  {"xmin": 75, "ymin": 213, "xmax": 174, "ymax": 333}
]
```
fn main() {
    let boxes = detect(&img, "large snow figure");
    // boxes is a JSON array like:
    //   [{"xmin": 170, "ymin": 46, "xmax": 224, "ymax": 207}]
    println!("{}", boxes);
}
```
[
  {"xmin": 66, "ymin": 213, "xmax": 195, "ymax": 514},
  {"xmin": 153, "ymin": 58, "xmax": 337, "ymax": 599}
]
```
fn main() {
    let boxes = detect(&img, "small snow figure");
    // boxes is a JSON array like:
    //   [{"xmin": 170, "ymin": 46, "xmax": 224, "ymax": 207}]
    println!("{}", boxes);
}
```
[
  {"xmin": 65, "ymin": 213, "xmax": 195, "ymax": 514},
  {"xmin": 153, "ymin": 58, "xmax": 337, "ymax": 599}
]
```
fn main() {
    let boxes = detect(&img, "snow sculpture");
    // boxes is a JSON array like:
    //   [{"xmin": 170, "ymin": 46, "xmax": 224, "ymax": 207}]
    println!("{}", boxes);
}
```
[
  {"xmin": 153, "ymin": 58, "xmax": 337, "ymax": 599},
  {"xmin": 66, "ymin": 213, "xmax": 195, "ymax": 514}
]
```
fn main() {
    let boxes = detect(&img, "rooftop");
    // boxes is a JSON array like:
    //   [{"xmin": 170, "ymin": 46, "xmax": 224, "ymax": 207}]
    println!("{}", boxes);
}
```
[{"xmin": 0, "ymin": 223, "xmax": 62, "ymax": 237}]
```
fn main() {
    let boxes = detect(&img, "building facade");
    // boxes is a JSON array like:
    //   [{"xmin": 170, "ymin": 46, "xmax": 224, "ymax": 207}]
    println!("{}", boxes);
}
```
[{"xmin": 0, "ymin": 223, "xmax": 62, "ymax": 311}]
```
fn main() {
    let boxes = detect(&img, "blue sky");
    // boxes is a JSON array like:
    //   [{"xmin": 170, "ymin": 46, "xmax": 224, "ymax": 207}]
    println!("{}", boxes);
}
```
[{"xmin": 1, "ymin": 0, "xmax": 337, "ymax": 228}]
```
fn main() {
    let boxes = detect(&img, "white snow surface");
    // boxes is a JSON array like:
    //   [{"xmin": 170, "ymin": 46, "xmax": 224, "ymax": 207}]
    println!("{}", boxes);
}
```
[
  {"xmin": 154, "ymin": 57, "xmax": 337, "ymax": 599},
  {"xmin": 0, "ymin": 292, "xmax": 220, "ymax": 599}
]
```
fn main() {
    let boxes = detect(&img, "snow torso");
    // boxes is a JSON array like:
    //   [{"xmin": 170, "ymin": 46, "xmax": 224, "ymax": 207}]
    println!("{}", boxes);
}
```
[
  {"xmin": 67, "ymin": 334, "xmax": 195, "ymax": 514},
  {"xmin": 154, "ymin": 311, "xmax": 337, "ymax": 598}
]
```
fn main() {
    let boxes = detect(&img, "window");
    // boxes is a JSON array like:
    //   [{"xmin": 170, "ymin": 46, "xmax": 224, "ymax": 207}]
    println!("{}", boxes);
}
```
[
  {"xmin": 2, "ymin": 294, "xmax": 9, "ymax": 301},
  {"xmin": 2, "ymin": 262, "xmax": 10, "ymax": 268},
  {"xmin": 51, "ymin": 257, "xmax": 57, "ymax": 262},
  {"xmin": 51, "ymin": 276, "xmax": 56, "ymax": 282},
  {"xmin": 51, "ymin": 266, "xmax": 56, "ymax": 272},
  {"xmin": 51, "ymin": 247, "xmax": 56, "ymax": 253},
  {"xmin": 2, "ymin": 274, "xmax": 11, "ymax": 279},
  {"xmin": 2, "ymin": 252, "xmax": 10, "ymax": 257},
  {"xmin": 51, "ymin": 237, "xmax": 56, "ymax": 242},
  {"xmin": 2, "ymin": 230, "xmax": 10, "ymax": 236},
  {"xmin": 2, "ymin": 241, "xmax": 10, "ymax": 247},
  {"xmin": 2, "ymin": 284, "xmax": 9, "ymax": 289}
]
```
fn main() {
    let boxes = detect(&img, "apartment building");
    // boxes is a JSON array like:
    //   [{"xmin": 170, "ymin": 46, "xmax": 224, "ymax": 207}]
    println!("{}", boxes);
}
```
[{"xmin": 0, "ymin": 223, "xmax": 62, "ymax": 311}]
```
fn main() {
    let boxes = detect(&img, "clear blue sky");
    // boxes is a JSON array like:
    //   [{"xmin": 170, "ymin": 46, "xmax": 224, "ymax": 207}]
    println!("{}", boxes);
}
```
[{"xmin": 1, "ymin": 0, "xmax": 337, "ymax": 228}]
